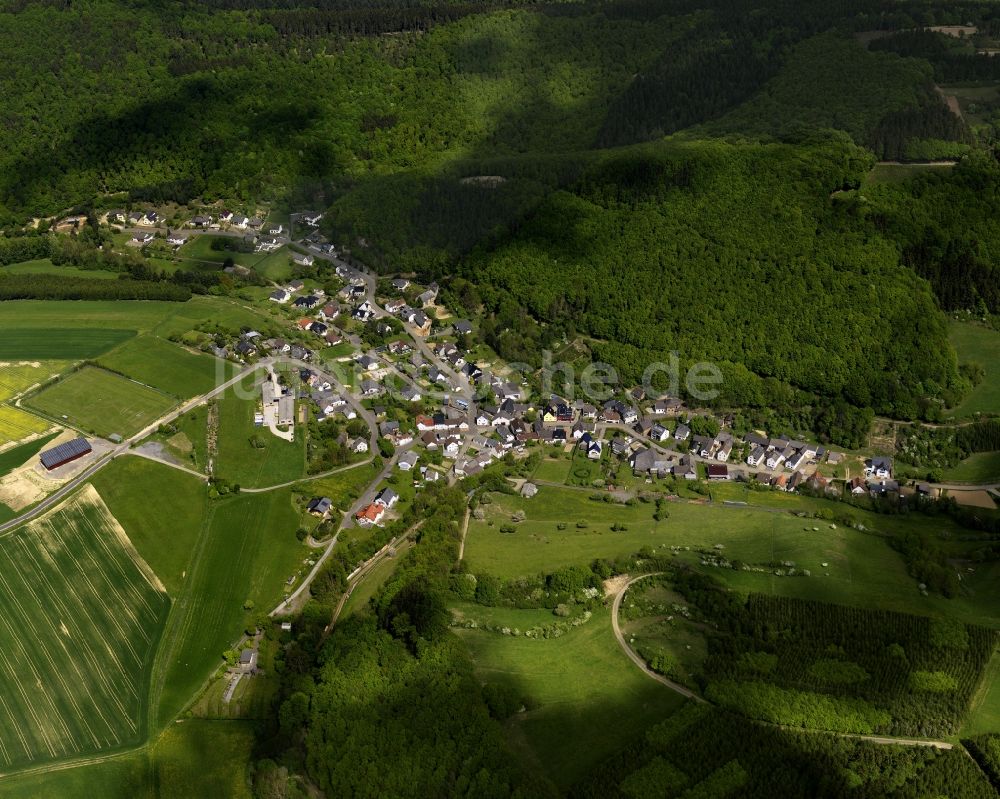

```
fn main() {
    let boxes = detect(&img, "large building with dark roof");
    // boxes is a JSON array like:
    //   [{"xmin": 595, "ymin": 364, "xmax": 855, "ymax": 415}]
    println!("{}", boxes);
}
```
[{"xmin": 39, "ymin": 438, "xmax": 92, "ymax": 471}]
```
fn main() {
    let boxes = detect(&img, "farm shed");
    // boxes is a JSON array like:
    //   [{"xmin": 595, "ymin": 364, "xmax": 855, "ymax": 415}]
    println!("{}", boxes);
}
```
[{"xmin": 40, "ymin": 437, "xmax": 92, "ymax": 470}]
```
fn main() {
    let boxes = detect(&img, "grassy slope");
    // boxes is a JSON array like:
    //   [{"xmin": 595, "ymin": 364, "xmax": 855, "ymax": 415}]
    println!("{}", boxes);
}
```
[
  {"xmin": 152, "ymin": 489, "xmax": 304, "ymax": 728},
  {"xmin": 463, "ymin": 485, "xmax": 1000, "ymax": 628},
  {"xmin": 90, "ymin": 458, "xmax": 208, "ymax": 596},
  {"xmin": 457, "ymin": 605, "xmax": 686, "ymax": 790},
  {"xmin": 949, "ymin": 321, "xmax": 1000, "ymax": 417},
  {"xmin": 963, "ymin": 649, "xmax": 1000, "ymax": 738},
  {"xmin": 941, "ymin": 451, "xmax": 1000, "ymax": 483},
  {"xmin": 97, "ymin": 335, "xmax": 231, "ymax": 399},
  {"xmin": 26, "ymin": 365, "xmax": 175, "ymax": 438}
]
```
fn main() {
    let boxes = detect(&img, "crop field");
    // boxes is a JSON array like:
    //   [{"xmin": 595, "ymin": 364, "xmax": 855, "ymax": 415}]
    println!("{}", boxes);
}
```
[
  {"xmin": 152, "ymin": 489, "xmax": 304, "ymax": 726},
  {"xmin": 464, "ymin": 485, "xmax": 1000, "ymax": 628},
  {"xmin": 0, "ymin": 328, "xmax": 136, "ymax": 360},
  {"xmin": 0, "ymin": 431, "xmax": 60, "ymax": 477},
  {"xmin": 949, "ymin": 321, "xmax": 1000, "ymax": 418},
  {"xmin": 26, "ymin": 366, "xmax": 176, "ymax": 438},
  {"xmin": 97, "ymin": 335, "xmax": 231, "ymax": 399},
  {"xmin": 0, "ymin": 404, "xmax": 52, "ymax": 446},
  {"xmin": 0, "ymin": 487, "xmax": 169, "ymax": 771},
  {"xmin": 215, "ymin": 375, "xmax": 306, "ymax": 488},
  {"xmin": 0, "ymin": 719, "xmax": 255, "ymax": 799},
  {"xmin": 457, "ymin": 605, "xmax": 685, "ymax": 789},
  {"xmin": 0, "ymin": 361, "xmax": 69, "ymax": 402}
]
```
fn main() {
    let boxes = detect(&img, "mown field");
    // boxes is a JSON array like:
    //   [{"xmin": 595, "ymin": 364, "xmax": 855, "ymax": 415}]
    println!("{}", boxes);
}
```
[
  {"xmin": 215, "ymin": 374, "xmax": 306, "ymax": 488},
  {"xmin": 91, "ymin": 457, "xmax": 208, "ymax": 596},
  {"xmin": 464, "ymin": 484, "xmax": 1000, "ymax": 628},
  {"xmin": 456, "ymin": 605, "xmax": 686, "ymax": 790},
  {"xmin": 2, "ymin": 258, "xmax": 119, "ymax": 280},
  {"xmin": 949, "ymin": 321, "xmax": 1000, "ymax": 418},
  {"xmin": 0, "ymin": 719, "xmax": 254, "ymax": 799},
  {"xmin": 97, "ymin": 335, "xmax": 230, "ymax": 399},
  {"xmin": 0, "ymin": 404, "xmax": 52, "ymax": 446},
  {"xmin": 0, "ymin": 487, "xmax": 169, "ymax": 771},
  {"xmin": 26, "ymin": 366, "xmax": 175, "ymax": 438},
  {"xmin": 152, "ymin": 488, "xmax": 305, "ymax": 727}
]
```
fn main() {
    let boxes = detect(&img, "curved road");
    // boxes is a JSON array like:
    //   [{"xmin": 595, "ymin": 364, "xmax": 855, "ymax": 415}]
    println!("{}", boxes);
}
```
[{"xmin": 611, "ymin": 573, "xmax": 953, "ymax": 749}]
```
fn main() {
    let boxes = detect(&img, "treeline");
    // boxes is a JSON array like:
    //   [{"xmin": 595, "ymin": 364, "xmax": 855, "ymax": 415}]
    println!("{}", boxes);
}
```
[
  {"xmin": 0, "ymin": 273, "xmax": 191, "ymax": 301},
  {"xmin": 251, "ymin": 482, "xmax": 555, "ymax": 798},
  {"xmin": 695, "ymin": 588, "xmax": 996, "ymax": 737},
  {"xmin": 573, "ymin": 703, "xmax": 996, "ymax": 799}
]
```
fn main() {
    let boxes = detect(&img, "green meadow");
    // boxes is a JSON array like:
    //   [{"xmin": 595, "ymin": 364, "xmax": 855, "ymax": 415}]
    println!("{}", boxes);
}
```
[
  {"xmin": 949, "ymin": 321, "xmax": 1000, "ymax": 418},
  {"xmin": 0, "ymin": 719, "xmax": 255, "ymax": 799},
  {"xmin": 151, "ymin": 488, "xmax": 305, "ymax": 727},
  {"xmin": 26, "ymin": 366, "xmax": 176, "ymax": 438},
  {"xmin": 464, "ymin": 484, "xmax": 1000, "ymax": 628},
  {"xmin": 97, "ymin": 335, "xmax": 231, "ymax": 399},
  {"xmin": 456, "ymin": 605, "xmax": 686, "ymax": 790},
  {"xmin": 2, "ymin": 258, "xmax": 118, "ymax": 279}
]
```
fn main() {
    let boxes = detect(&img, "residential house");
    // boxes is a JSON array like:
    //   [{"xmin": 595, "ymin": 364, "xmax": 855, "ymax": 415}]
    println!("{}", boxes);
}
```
[
  {"xmin": 864, "ymin": 457, "xmax": 893, "ymax": 479},
  {"xmin": 707, "ymin": 464, "xmax": 729, "ymax": 480},
  {"xmin": 269, "ymin": 289, "xmax": 291, "ymax": 304},
  {"xmin": 454, "ymin": 320, "xmax": 473, "ymax": 336},
  {"xmin": 166, "ymin": 232, "xmax": 187, "ymax": 247},
  {"xmin": 674, "ymin": 424, "xmax": 691, "ymax": 442},
  {"xmin": 293, "ymin": 253, "xmax": 314, "ymax": 267},
  {"xmin": 356, "ymin": 503, "xmax": 385, "ymax": 527},
  {"xmin": 130, "ymin": 231, "xmax": 154, "ymax": 245},
  {"xmin": 391, "ymin": 278, "xmax": 410, "ymax": 291},
  {"xmin": 375, "ymin": 488, "xmax": 398, "ymax": 508},
  {"xmin": 398, "ymin": 451, "xmax": 419, "ymax": 471},
  {"xmin": 746, "ymin": 445, "xmax": 766, "ymax": 467},
  {"xmin": 302, "ymin": 211, "xmax": 323, "ymax": 226},
  {"xmin": 307, "ymin": 497, "xmax": 333, "ymax": 516},
  {"xmin": 649, "ymin": 423, "xmax": 670, "ymax": 442},
  {"xmin": 232, "ymin": 214, "xmax": 249, "ymax": 229}
]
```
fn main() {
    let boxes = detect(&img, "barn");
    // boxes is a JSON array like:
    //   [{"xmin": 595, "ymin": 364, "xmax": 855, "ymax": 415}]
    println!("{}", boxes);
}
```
[{"xmin": 39, "ymin": 438, "xmax": 92, "ymax": 471}]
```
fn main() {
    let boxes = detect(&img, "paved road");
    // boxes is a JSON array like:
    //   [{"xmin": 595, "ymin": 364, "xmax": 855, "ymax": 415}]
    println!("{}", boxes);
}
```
[
  {"xmin": 0, "ymin": 360, "xmax": 267, "ymax": 535},
  {"xmin": 611, "ymin": 573, "xmax": 705, "ymax": 702}
]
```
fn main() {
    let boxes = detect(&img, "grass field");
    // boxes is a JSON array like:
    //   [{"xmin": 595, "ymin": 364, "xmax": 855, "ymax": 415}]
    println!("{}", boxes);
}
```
[
  {"xmin": 91, "ymin": 458, "xmax": 209, "ymax": 596},
  {"xmin": 152, "ymin": 489, "xmax": 305, "ymax": 727},
  {"xmin": 0, "ymin": 361, "xmax": 70, "ymax": 402},
  {"xmin": 457, "ymin": 605, "xmax": 686, "ymax": 789},
  {"xmin": 2, "ymin": 258, "xmax": 119, "ymax": 280},
  {"xmin": 532, "ymin": 454, "xmax": 573, "ymax": 483},
  {"xmin": 942, "ymin": 451, "xmax": 1000, "ymax": 483},
  {"xmin": 864, "ymin": 162, "xmax": 956, "ymax": 185},
  {"xmin": 464, "ymin": 484, "xmax": 1000, "ymax": 628},
  {"xmin": 0, "ymin": 431, "xmax": 61, "ymax": 477},
  {"xmin": 26, "ymin": 366, "xmax": 176, "ymax": 439},
  {"xmin": 98, "ymin": 335, "xmax": 231, "ymax": 399},
  {"xmin": 0, "ymin": 487, "xmax": 169, "ymax": 771},
  {"xmin": 252, "ymin": 248, "xmax": 294, "ymax": 282},
  {"xmin": 215, "ymin": 375, "xmax": 306, "ymax": 488},
  {"xmin": 0, "ymin": 719, "xmax": 254, "ymax": 799},
  {"xmin": 963, "ymin": 650, "xmax": 1000, "ymax": 737},
  {"xmin": 296, "ymin": 462, "xmax": 379, "ymax": 513},
  {"xmin": 0, "ymin": 404, "xmax": 52, "ymax": 446},
  {"xmin": 949, "ymin": 321, "xmax": 1000, "ymax": 418}
]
